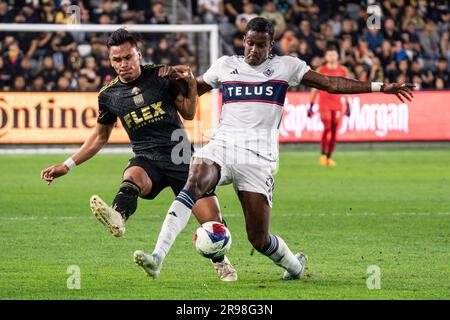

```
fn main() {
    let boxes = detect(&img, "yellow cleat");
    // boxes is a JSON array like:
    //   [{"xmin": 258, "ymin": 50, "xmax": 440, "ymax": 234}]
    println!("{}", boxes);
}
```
[
  {"xmin": 319, "ymin": 155, "xmax": 328, "ymax": 166},
  {"xmin": 90, "ymin": 195, "xmax": 125, "ymax": 237},
  {"xmin": 327, "ymin": 158, "xmax": 337, "ymax": 167}
]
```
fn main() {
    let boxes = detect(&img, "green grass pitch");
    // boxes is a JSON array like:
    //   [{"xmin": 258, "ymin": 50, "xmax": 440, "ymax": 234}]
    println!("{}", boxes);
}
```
[{"xmin": 0, "ymin": 149, "xmax": 449, "ymax": 299}]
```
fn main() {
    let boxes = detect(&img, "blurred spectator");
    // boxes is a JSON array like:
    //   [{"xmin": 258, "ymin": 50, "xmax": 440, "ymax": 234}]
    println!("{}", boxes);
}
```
[
  {"xmin": 383, "ymin": 18, "xmax": 402, "ymax": 43},
  {"xmin": 56, "ymin": 76, "xmax": 71, "ymax": 91},
  {"xmin": 364, "ymin": 28, "xmax": 383, "ymax": 54},
  {"xmin": 40, "ymin": 1, "xmax": 57, "ymax": 23},
  {"xmin": 437, "ymin": 10, "xmax": 449, "ymax": 34},
  {"xmin": 153, "ymin": 38, "xmax": 179, "ymax": 65},
  {"xmin": 296, "ymin": 20, "xmax": 315, "ymax": 53},
  {"xmin": 441, "ymin": 31, "xmax": 450, "ymax": 62},
  {"xmin": 30, "ymin": 76, "xmax": 45, "ymax": 91},
  {"xmin": 273, "ymin": 0, "xmax": 292, "ymax": 16},
  {"xmin": 280, "ymin": 30, "xmax": 300, "ymax": 55},
  {"xmin": 401, "ymin": 4, "xmax": 425, "ymax": 31},
  {"xmin": 37, "ymin": 55, "xmax": 59, "ymax": 90},
  {"xmin": 94, "ymin": 0, "xmax": 118, "ymax": 24},
  {"xmin": 297, "ymin": 40, "xmax": 313, "ymax": 66},
  {"xmin": 260, "ymin": 1, "xmax": 286, "ymax": 40},
  {"xmin": 67, "ymin": 49, "xmax": 84, "ymax": 72},
  {"xmin": 55, "ymin": 0, "xmax": 72, "ymax": 24},
  {"xmin": 434, "ymin": 58, "xmax": 449, "ymax": 88},
  {"xmin": 224, "ymin": 0, "xmax": 243, "ymax": 25},
  {"xmin": 148, "ymin": 1, "xmax": 169, "ymax": 24},
  {"xmin": 235, "ymin": 2, "xmax": 257, "ymax": 28},
  {"xmin": 18, "ymin": 57, "xmax": 34, "ymax": 84},
  {"xmin": 142, "ymin": 46, "xmax": 154, "ymax": 65},
  {"xmin": 51, "ymin": 31, "xmax": 76, "ymax": 62},
  {"xmin": 435, "ymin": 77, "xmax": 445, "ymax": 89},
  {"xmin": 0, "ymin": 1, "xmax": 13, "ymax": 23},
  {"xmin": 327, "ymin": 13, "xmax": 342, "ymax": 37},
  {"xmin": 419, "ymin": 20, "xmax": 441, "ymax": 60},
  {"xmin": 232, "ymin": 16, "xmax": 247, "ymax": 55},
  {"xmin": 13, "ymin": 75, "xmax": 27, "ymax": 91},
  {"xmin": 339, "ymin": 19, "xmax": 358, "ymax": 46},
  {"xmin": 0, "ymin": 56, "xmax": 13, "ymax": 89},
  {"xmin": 77, "ymin": 75, "xmax": 90, "ymax": 91},
  {"xmin": 199, "ymin": 0, "xmax": 225, "ymax": 24},
  {"xmin": 98, "ymin": 57, "xmax": 116, "ymax": 85},
  {"xmin": 173, "ymin": 33, "xmax": 195, "ymax": 65},
  {"xmin": 79, "ymin": 56, "xmax": 101, "ymax": 89},
  {"xmin": 3, "ymin": 40, "xmax": 23, "ymax": 69}
]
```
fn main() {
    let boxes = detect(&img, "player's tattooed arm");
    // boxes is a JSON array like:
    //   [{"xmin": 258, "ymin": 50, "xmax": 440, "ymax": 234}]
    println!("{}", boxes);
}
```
[
  {"xmin": 196, "ymin": 75, "xmax": 213, "ymax": 96},
  {"xmin": 159, "ymin": 65, "xmax": 198, "ymax": 120},
  {"xmin": 172, "ymin": 65, "xmax": 198, "ymax": 120},
  {"xmin": 301, "ymin": 70, "xmax": 415, "ymax": 102}
]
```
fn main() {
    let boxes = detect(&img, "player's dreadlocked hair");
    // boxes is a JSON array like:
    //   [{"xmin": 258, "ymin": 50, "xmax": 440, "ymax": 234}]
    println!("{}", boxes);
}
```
[
  {"xmin": 245, "ymin": 17, "xmax": 275, "ymax": 41},
  {"xmin": 106, "ymin": 28, "xmax": 141, "ymax": 50}
]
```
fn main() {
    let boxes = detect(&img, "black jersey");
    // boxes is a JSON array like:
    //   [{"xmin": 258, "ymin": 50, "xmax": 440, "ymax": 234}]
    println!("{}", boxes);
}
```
[{"xmin": 97, "ymin": 64, "xmax": 192, "ymax": 161}]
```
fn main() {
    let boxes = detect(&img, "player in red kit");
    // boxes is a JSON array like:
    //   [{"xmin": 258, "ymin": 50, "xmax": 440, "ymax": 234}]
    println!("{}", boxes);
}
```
[{"xmin": 308, "ymin": 47, "xmax": 351, "ymax": 166}]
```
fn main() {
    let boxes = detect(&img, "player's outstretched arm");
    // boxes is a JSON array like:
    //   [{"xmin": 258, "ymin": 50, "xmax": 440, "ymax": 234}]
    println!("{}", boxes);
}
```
[
  {"xmin": 40, "ymin": 123, "xmax": 114, "ymax": 185},
  {"xmin": 158, "ymin": 65, "xmax": 198, "ymax": 120},
  {"xmin": 301, "ymin": 70, "xmax": 415, "ymax": 103}
]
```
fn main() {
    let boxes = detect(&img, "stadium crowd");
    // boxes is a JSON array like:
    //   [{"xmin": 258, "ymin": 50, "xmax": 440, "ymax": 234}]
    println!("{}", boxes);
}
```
[{"xmin": 0, "ymin": 0, "xmax": 449, "ymax": 92}]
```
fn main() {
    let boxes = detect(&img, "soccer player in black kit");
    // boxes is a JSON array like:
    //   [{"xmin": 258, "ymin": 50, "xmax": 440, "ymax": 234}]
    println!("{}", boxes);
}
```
[{"xmin": 40, "ymin": 29, "xmax": 237, "ymax": 281}]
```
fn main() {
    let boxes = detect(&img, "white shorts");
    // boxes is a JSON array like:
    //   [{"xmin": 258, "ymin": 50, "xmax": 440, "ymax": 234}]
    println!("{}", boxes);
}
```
[{"xmin": 192, "ymin": 140, "xmax": 277, "ymax": 207}]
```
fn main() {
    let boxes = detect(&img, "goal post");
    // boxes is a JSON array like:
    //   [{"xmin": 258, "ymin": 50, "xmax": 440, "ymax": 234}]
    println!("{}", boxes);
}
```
[{"xmin": 0, "ymin": 23, "xmax": 221, "ymax": 149}]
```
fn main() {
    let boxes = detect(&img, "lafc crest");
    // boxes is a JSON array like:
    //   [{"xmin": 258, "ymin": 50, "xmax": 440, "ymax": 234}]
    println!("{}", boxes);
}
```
[{"xmin": 132, "ymin": 86, "xmax": 145, "ymax": 107}]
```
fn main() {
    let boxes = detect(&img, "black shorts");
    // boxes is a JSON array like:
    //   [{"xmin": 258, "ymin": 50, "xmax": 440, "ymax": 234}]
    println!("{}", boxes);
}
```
[{"xmin": 125, "ymin": 155, "xmax": 215, "ymax": 200}]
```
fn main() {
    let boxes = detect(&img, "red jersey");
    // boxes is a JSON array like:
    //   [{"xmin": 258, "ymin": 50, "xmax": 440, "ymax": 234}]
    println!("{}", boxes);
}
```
[{"xmin": 317, "ymin": 64, "xmax": 348, "ymax": 112}]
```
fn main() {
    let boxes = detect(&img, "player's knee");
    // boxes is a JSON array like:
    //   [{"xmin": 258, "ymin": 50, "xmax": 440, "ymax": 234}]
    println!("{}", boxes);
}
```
[{"xmin": 123, "ymin": 171, "xmax": 150, "ymax": 195}]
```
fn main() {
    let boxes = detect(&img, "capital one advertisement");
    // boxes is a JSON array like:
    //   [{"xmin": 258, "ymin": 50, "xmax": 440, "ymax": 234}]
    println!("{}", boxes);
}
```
[{"xmin": 0, "ymin": 91, "xmax": 449, "ymax": 144}]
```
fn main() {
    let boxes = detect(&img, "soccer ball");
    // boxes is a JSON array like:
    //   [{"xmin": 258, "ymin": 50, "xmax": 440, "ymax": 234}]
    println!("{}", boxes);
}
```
[{"xmin": 193, "ymin": 221, "xmax": 232, "ymax": 259}]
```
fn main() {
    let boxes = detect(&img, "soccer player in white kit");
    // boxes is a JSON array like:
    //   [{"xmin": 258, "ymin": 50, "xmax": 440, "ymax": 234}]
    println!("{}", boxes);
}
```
[{"xmin": 134, "ymin": 17, "xmax": 415, "ymax": 280}]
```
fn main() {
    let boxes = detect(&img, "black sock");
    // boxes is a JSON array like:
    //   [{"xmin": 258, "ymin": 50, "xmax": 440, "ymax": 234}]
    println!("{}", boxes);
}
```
[
  {"xmin": 321, "ymin": 150, "xmax": 327, "ymax": 155},
  {"xmin": 112, "ymin": 180, "xmax": 140, "ymax": 221},
  {"xmin": 326, "ymin": 152, "xmax": 332, "ymax": 159},
  {"xmin": 211, "ymin": 255, "xmax": 225, "ymax": 263}
]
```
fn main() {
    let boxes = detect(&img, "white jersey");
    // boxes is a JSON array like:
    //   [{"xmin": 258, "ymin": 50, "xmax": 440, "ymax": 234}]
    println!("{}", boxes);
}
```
[{"xmin": 203, "ymin": 55, "xmax": 310, "ymax": 162}]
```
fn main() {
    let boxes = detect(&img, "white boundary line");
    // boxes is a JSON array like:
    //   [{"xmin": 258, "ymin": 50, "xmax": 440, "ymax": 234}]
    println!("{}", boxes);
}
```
[{"xmin": 0, "ymin": 147, "xmax": 133, "ymax": 155}]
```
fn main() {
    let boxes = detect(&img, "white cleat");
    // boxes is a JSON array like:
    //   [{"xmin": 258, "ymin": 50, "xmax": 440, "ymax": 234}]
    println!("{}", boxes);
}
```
[
  {"xmin": 134, "ymin": 250, "xmax": 162, "ymax": 278},
  {"xmin": 211, "ymin": 256, "xmax": 238, "ymax": 282},
  {"xmin": 90, "ymin": 195, "xmax": 125, "ymax": 237},
  {"xmin": 282, "ymin": 252, "xmax": 308, "ymax": 280}
]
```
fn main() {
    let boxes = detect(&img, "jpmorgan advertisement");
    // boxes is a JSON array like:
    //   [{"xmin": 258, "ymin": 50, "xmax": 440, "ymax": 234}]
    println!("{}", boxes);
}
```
[
  {"xmin": 0, "ymin": 91, "xmax": 449, "ymax": 144},
  {"xmin": 279, "ymin": 91, "xmax": 450, "ymax": 142}
]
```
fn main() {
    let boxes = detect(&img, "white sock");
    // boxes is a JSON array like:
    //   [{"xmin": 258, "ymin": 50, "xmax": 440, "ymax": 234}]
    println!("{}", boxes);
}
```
[
  {"xmin": 262, "ymin": 235, "xmax": 301, "ymax": 275},
  {"xmin": 153, "ymin": 190, "xmax": 195, "ymax": 260}
]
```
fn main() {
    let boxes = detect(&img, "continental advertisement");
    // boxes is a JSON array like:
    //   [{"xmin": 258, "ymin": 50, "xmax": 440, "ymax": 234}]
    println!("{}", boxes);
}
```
[
  {"xmin": 0, "ymin": 91, "xmax": 449, "ymax": 144},
  {"xmin": 0, "ymin": 92, "xmax": 214, "ymax": 144}
]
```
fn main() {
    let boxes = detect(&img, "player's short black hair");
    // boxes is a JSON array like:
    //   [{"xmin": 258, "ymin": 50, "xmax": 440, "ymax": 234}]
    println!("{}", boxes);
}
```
[
  {"xmin": 106, "ymin": 28, "xmax": 141, "ymax": 50},
  {"xmin": 245, "ymin": 17, "xmax": 275, "ymax": 41}
]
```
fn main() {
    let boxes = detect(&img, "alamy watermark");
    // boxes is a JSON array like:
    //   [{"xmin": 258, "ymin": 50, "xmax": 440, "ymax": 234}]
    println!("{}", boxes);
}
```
[
  {"xmin": 366, "ymin": 265, "xmax": 381, "ymax": 290},
  {"xmin": 67, "ymin": 265, "xmax": 81, "ymax": 290},
  {"xmin": 66, "ymin": 5, "xmax": 81, "ymax": 25},
  {"xmin": 367, "ymin": 4, "xmax": 382, "ymax": 30}
]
